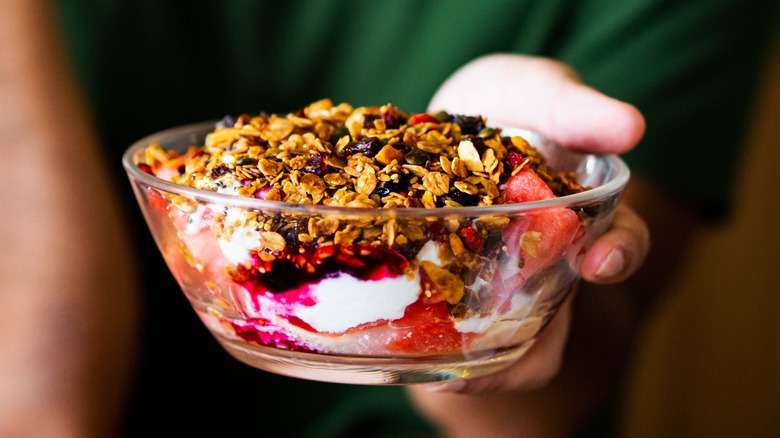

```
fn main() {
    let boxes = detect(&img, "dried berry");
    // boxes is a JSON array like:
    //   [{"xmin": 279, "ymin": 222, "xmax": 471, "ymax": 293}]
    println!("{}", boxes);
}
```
[
  {"xmin": 305, "ymin": 153, "xmax": 329, "ymax": 176},
  {"xmin": 211, "ymin": 164, "xmax": 230, "ymax": 178},
  {"xmin": 446, "ymin": 114, "xmax": 485, "ymax": 135},
  {"xmin": 363, "ymin": 114, "xmax": 382, "ymax": 129},
  {"xmin": 446, "ymin": 190, "xmax": 479, "ymax": 207},
  {"xmin": 346, "ymin": 136, "xmax": 383, "ymax": 157},
  {"xmin": 505, "ymin": 150, "xmax": 526, "ymax": 168},
  {"xmin": 236, "ymin": 157, "xmax": 257, "ymax": 166}
]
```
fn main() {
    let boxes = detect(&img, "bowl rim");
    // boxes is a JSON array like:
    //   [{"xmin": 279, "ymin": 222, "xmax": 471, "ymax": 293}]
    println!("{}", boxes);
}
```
[{"xmin": 122, "ymin": 120, "xmax": 630, "ymax": 218}]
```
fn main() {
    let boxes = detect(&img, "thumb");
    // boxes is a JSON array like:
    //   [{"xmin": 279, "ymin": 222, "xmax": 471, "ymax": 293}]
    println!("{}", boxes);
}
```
[{"xmin": 428, "ymin": 54, "xmax": 645, "ymax": 154}]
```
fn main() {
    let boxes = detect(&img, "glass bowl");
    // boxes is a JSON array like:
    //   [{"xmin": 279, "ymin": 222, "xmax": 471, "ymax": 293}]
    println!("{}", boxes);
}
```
[{"xmin": 122, "ymin": 121, "xmax": 629, "ymax": 385}]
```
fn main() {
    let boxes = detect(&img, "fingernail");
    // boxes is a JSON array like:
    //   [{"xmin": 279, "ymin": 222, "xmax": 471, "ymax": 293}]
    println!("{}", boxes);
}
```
[
  {"xmin": 422, "ymin": 380, "xmax": 466, "ymax": 393},
  {"xmin": 595, "ymin": 247, "xmax": 625, "ymax": 279}
]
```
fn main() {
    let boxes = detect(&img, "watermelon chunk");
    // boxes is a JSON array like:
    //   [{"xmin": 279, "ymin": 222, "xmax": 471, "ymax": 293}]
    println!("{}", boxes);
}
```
[
  {"xmin": 385, "ymin": 300, "xmax": 467, "ymax": 354},
  {"xmin": 497, "ymin": 168, "xmax": 582, "ymax": 291}
]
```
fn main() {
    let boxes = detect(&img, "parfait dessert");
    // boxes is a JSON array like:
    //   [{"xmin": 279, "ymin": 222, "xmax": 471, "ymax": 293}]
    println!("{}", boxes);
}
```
[{"xmin": 126, "ymin": 98, "xmax": 625, "ymax": 382}]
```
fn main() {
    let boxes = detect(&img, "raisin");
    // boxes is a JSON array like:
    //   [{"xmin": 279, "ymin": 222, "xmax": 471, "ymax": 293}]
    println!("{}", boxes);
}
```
[
  {"xmin": 446, "ymin": 190, "xmax": 479, "ymax": 206},
  {"xmin": 480, "ymin": 231, "xmax": 506, "ymax": 258},
  {"xmin": 446, "ymin": 114, "xmax": 485, "ymax": 135},
  {"xmin": 211, "ymin": 164, "xmax": 230, "ymax": 178},
  {"xmin": 363, "ymin": 114, "xmax": 382, "ymax": 129},
  {"xmin": 346, "ymin": 136, "xmax": 382, "ymax": 157}
]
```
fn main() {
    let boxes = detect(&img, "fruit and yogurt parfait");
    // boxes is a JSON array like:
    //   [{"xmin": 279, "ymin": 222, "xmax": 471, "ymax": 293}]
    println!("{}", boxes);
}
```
[{"xmin": 123, "ymin": 98, "xmax": 629, "ymax": 384}]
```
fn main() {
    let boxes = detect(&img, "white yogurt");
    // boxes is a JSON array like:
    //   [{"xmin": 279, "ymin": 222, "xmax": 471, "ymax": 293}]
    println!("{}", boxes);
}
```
[{"xmin": 294, "ymin": 273, "xmax": 420, "ymax": 333}]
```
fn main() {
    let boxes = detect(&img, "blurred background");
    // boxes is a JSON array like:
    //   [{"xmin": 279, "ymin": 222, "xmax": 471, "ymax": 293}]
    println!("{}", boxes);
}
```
[{"xmin": 618, "ymin": 38, "xmax": 780, "ymax": 437}]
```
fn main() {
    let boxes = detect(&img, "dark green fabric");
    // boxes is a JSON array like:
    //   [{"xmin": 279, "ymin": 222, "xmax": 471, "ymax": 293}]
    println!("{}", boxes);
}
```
[{"xmin": 52, "ymin": 1, "xmax": 778, "ymax": 437}]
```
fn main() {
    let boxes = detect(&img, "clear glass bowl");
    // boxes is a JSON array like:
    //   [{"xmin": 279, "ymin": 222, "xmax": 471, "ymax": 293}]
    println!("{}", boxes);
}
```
[{"xmin": 122, "ymin": 121, "xmax": 629, "ymax": 385}]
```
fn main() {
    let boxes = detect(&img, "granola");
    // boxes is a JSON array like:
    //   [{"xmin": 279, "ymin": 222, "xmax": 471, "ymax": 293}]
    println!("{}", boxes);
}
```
[{"xmin": 143, "ymin": 98, "xmax": 586, "ymax": 209}]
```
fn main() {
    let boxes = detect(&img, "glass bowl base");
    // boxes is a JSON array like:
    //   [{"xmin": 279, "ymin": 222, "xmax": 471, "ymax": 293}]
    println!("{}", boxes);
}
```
[{"xmin": 214, "ymin": 336, "xmax": 536, "ymax": 385}]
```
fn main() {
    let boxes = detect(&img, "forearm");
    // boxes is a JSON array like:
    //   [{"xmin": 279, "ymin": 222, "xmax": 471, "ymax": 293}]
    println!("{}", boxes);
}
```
[{"xmin": 1, "ymin": 1, "xmax": 138, "ymax": 437}]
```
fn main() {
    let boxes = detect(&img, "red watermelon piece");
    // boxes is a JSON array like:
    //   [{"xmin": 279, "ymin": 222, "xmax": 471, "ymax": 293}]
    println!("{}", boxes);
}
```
[
  {"xmin": 496, "ymin": 168, "xmax": 582, "ymax": 294},
  {"xmin": 385, "ymin": 300, "xmax": 468, "ymax": 354}
]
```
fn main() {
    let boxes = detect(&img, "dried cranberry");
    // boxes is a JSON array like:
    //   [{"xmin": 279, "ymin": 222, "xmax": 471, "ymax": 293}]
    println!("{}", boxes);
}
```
[
  {"xmin": 305, "ymin": 153, "xmax": 329, "ymax": 176},
  {"xmin": 505, "ymin": 150, "xmax": 525, "ymax": 167},
  {"xmin": 383, "ymin": 111, "xmax": 406, "ymax": 128}
]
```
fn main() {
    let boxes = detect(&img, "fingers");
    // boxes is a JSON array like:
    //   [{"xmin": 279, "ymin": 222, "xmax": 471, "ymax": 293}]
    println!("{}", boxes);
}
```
[
  {"xmin": 545, "ymin": 82, "xmax": 646, "ymax": 154},
  {"xmin": 427, "ymin": 54, "xmax": 645, "ymax": 154},
  {"xmin": 580, "ymin": 204, "xmax": 651, "ymax": 284}
]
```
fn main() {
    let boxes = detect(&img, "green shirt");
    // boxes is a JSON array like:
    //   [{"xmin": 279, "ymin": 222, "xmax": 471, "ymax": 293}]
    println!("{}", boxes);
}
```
[{"xmin": 54, "ymin": 1, "xmax": 778, "ymax": 436}]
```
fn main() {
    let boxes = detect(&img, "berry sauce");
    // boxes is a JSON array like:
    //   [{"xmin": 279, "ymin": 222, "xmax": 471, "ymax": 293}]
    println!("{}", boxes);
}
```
[{"xmin": 226, "ymin": 244, "xmax": 412, "ymax": 349}]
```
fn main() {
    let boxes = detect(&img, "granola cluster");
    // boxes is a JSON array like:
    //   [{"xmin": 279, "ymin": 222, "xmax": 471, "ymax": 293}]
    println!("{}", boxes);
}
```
[
  {"xmin": 143, "ymin": 98, "xmax": 585, "ymax": 208},
  {"xmin": 141, "ymin": 99, "xmax": 589, "ymax": 310}
]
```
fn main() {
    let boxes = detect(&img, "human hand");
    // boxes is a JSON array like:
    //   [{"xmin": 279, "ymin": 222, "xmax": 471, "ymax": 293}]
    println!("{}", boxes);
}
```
[{"xmin": 415, "ymin": 54, "xmax": 650, "ymax": 395}]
